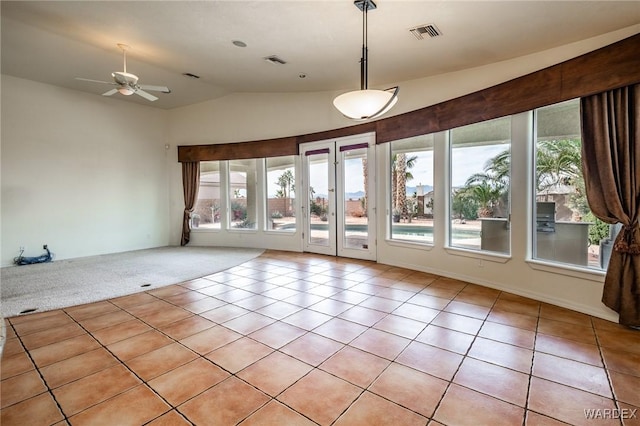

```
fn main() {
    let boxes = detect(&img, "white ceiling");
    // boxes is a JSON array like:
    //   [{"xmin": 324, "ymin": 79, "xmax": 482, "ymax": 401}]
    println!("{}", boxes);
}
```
[{"xmin": 2, "ymin": 1, "xmax": 639, "ymax": 109}]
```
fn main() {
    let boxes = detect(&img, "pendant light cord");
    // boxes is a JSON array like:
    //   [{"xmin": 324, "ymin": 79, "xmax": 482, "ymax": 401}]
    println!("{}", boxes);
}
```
[{"xmin": 360, "ymin": 0, "xmax": 368, "ymax": 90}]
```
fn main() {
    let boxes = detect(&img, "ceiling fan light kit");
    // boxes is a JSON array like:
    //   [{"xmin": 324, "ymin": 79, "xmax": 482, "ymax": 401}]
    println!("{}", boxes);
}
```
[
  {"xmin": 75, "ymin": 43, "xmax": 171, "ymax": 102},
  {"xmin": 333, "ymin": 0, "xmax": 399, "ymax": 121},
  {"xmin": 117, "ymin": 87, "xmax": 135, "ymax": 96}
]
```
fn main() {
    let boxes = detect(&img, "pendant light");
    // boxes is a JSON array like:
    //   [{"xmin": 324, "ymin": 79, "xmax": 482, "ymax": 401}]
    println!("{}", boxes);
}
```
[{"xmin": 333, "ymin": 0, "xmax": 399, "ymax": 121}]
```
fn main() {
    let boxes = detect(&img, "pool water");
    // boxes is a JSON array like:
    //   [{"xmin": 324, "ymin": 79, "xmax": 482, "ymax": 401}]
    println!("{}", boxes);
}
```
[{"xmin": 304, "ymin": 223, "xmax": 479, "ymax": 239}]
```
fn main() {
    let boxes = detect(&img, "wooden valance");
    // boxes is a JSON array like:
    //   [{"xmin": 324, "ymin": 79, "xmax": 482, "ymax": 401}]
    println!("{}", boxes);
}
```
[{"xmin": 178, "ymin": 136, "xmax": 297, "ymax": 162}]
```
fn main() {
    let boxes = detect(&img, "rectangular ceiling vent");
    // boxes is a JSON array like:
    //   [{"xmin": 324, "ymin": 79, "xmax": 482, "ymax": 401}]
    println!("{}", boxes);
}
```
[
  {"xmin": 264, "ymin": 55, "xmax": 287, "ymax": 65},
  {"xmin": 409, "ymin": 24, "xmax": 442, "ymax": 40}
]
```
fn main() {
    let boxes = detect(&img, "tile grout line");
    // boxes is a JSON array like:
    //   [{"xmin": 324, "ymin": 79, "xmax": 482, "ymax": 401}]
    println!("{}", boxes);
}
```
[
  {"xmin": 521, "ymin": 301, "xmax": 541, "ymax": 426},
  {"xmin": 592, "ymin": 317, "xmax": 625, "ymax": 426},
  {"xmin": 423, "ymin": 285, "xmax": 502, "ymax": 425},
  {"xmin": 6, "ymin": 311, "xmax": 76, "ymax": 424},
  {"xmin": 65, "ymin": 297, "xmax": 196, "ymax": 425}
]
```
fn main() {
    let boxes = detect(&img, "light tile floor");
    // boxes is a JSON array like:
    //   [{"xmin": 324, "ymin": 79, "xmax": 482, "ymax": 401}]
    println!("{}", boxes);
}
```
[{"xmin": 2, "ymin": 250, "xmax": 640, "ymax": 425}]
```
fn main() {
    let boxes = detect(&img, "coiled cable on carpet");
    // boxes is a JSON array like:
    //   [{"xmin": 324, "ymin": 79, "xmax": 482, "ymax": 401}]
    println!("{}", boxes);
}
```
[{"xmin": 14, "ymin": 245, "xmax": 53, "ymax": 266}]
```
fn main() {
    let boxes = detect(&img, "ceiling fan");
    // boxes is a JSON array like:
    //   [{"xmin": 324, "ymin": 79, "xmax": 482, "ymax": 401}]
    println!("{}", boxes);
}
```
[{"xmin": 76, "ymin": 44, "xmax": 170, "ymax": 101}]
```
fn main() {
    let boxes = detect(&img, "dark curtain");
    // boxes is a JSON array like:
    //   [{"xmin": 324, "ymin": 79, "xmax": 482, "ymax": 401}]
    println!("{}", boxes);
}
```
[
  {"xmin": 181, "ymin": 162, "xmax": 200, "ymax": 246},
  {"xmin": 581, "ymin": 84, "xmax": 640, "ymax": 327}
]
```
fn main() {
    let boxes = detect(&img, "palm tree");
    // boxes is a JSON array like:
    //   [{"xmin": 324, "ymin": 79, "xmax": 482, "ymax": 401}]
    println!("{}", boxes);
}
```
[
  {"xmin": 463, "ymin": 149, "xmax": 510, "ymax": 217},
  {"xmin": 391, "ymin": 153, "xmax": 418, "ymax": 219},
  {"xmin": 471, "ymin": 182, "xmax": 502, "ymax": 217},
  {"xmin": 395, "ymin": 153, "xmax": 408, "ymax": 217},
  {"xmin": 466, "ymin": 149, "xmax": 510, "ymax": 189},
  {"xmin": 459, "ymin": 139, "xmax": 583, "ymax": 219},
  {"xmin": 276, "ymin": 169, "xmax": 295, "ymax": 215},
  {"xmin": 536, "ymin": 139, "xmax": 581, "ymax": 197},
  {"xmin": 361, "ymin": 157, "xmax": 368, "ymax": 214}
]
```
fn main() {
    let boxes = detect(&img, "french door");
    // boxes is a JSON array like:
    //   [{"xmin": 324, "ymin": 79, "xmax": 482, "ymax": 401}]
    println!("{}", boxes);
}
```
[{"xmin": 300, "ymin": 133, "xmax": 376, "ymax": 261}]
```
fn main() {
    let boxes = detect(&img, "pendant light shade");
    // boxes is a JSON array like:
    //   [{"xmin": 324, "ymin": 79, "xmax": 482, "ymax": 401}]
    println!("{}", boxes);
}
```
[
  {"xmin": 334, "ymin": 0, "xmax": 398, "ymax": 121},
  {"xmin": 333, "ymin": 87, "xmax": 399, "ymax": 121}
]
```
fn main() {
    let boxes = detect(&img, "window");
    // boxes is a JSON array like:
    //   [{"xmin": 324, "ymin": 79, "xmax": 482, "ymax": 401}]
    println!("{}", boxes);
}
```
[
  {"xmin": 389, "ymin": 134, "xmax": 434, "ymax": 244},
  {"xmin": 533, "ymin": 99, "xmax": 606, "ymax": 270},
  {"xmin": 195, "ymin": 161, "xmax": 221, "ymax": 229},
  {"xmin": 449, "ymin": 117, "xmax": 511, "ymax": 254},
  {"xmin": 229, "ymin": 159, "xmax": 258, "ymax": 230},
  {"xmin": 265, "ymin": 156, "xmax": 296, "ymax": 232}
]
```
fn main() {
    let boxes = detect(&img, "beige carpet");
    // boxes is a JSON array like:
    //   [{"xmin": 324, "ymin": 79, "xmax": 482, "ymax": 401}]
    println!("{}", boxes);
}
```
[{"xmin": 1, "ymin": 246, "xmax": 263, "ymax": 318}]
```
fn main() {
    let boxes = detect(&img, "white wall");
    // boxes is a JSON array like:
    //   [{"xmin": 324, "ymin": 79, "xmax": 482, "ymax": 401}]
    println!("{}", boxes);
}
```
[
  {"xmin": 165, "ymin": 27, "xmax": 640, "ymax": 321},
  {"xmin": 1, "ymin": 75, "xmax": 171, "ymax": 266}
]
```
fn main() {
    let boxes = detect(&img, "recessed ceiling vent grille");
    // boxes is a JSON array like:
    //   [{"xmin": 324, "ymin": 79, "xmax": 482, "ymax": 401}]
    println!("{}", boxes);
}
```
[
  {"xmin": 264, "ymin": 55, "xmax": 287, "ymax": 65},
  {"xmin": 409, "ymin": 24, "xmax": 442, "ymax": 40}
]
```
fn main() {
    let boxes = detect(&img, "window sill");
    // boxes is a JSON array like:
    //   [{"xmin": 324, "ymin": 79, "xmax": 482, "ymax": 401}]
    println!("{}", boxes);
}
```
[
  {"xmin": 191, "ymin": 228, "xmax": 220, "ymax": 233},
  {"xmin": 227, "ymin": 228, "xmax": 259, "ymax": 234},
  {"xmin": 385, "ymin": 239, "xmax": 434, "ymax": 251},
  {"xmin": 444, "ymin": 247, "xmax": 511, "ymax": 264},
  {"xmin": 264, "ymin": 230, "xmax": 297, "ymax": 235},
  {"xmin": 526, "ymin": 259, "xmax": 605, "ymax": 282}
]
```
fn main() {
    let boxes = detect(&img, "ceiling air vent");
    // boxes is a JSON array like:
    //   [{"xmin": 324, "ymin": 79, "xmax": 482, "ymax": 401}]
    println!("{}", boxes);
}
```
[
  {"xmin": 264, "ymin": 55, "xmax": 287, "ymax": 65},
  {"xmin": 409, "ymin": 24, "xmax": 442, "ymax": 40}
]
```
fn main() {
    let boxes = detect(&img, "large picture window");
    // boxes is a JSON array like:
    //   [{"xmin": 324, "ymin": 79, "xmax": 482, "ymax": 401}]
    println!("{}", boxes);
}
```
[
  {"xmin": 194, "ymin": 161, "xmax": 221, "ymax": 229},
  {"xmin": 229, "ymin": 159, "xmax": 258, "ymax": 230},
  {"xmin": 266, "ymin": 156, "xmax": 296, "ymax": 232},
  {"xmin": 389, "ymin": 134, "xmax": 434, "ymax": 244},
  {"xmin": 533, "ymin": 99, "xmax": 606, "ymax": 270},
  {"xmin": 449, "ymin": 117, "xmax": 511, "ymax": 254}
]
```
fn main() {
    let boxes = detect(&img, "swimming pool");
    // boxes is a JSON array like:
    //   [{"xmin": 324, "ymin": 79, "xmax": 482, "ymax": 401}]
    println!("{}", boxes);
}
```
[{"xmin": 302, "ymin": 223, "xmax": 479, "ymax": 239}]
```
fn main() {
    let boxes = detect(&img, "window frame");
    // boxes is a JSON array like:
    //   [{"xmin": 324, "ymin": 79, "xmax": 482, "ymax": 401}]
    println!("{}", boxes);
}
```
[
  {"xmin": 446, "ymin": 116, "xmax": 513, "ymax": 257},
  {"xmin": 528, "ymin": 99, "xmax": 607, "ymax": 275},
  {"xmin": 264, "ymin": 155, "xmax": 298, "ymax": 234},
  {"xmin": 193, "ymin": 160, "xmax": 223, "ymax": 232},
  {"xmin": 227, "ymin": 158, "xmax": 259, "ymax": 232},
  {"xmin": 387, "ymin": 135, "xmax": 436, "ymax": 247}
]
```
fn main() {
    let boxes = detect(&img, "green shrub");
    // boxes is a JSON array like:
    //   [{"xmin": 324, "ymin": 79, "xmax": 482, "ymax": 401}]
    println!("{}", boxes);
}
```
[{"xmin": 585, "ymin": 211, "xmax": 610, "ymax": 245}]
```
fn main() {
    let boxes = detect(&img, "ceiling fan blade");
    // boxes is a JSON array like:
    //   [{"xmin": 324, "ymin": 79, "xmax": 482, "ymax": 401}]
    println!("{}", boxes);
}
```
[
  {"xmin": 138, "ymin": 84, "xmax": 171, "ymax": 93},
  {"xmin": 75, "ymin": 77, "xmax": 116, "ymax": 85},
  {"xmin": 135, "ymin": 89, "xmax": 158, "ymax": 101},
  {"xmin": 102, "ymin": 89, "xmax": 118, "ymax": 97}
]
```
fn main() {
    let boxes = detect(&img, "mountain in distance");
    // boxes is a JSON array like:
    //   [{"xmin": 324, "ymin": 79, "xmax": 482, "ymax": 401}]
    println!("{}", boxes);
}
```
[
  {"xmin": 345, "ymin": 191, "xmax": 365, "ymax": 199},
  {"xmin": 406, "ymin": 185, "xmax": 433, "ymax": 195},
  {"xmin": 343, "ymin": 185, "xmax": 433, "ymax": 200}
]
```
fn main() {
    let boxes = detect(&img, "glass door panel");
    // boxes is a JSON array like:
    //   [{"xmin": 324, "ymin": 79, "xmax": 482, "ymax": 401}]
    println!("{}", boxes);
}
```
[
  {"xmin": 301, "ymin": 134, "xmax": 376, "ymax": 261},
  {"xmin": 302, "ymin": 145, "xmax": 336, "ymax": 256},
  {"xmin": 339, "ymin": 145, "xmax": 370, "ymax": 251}
]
